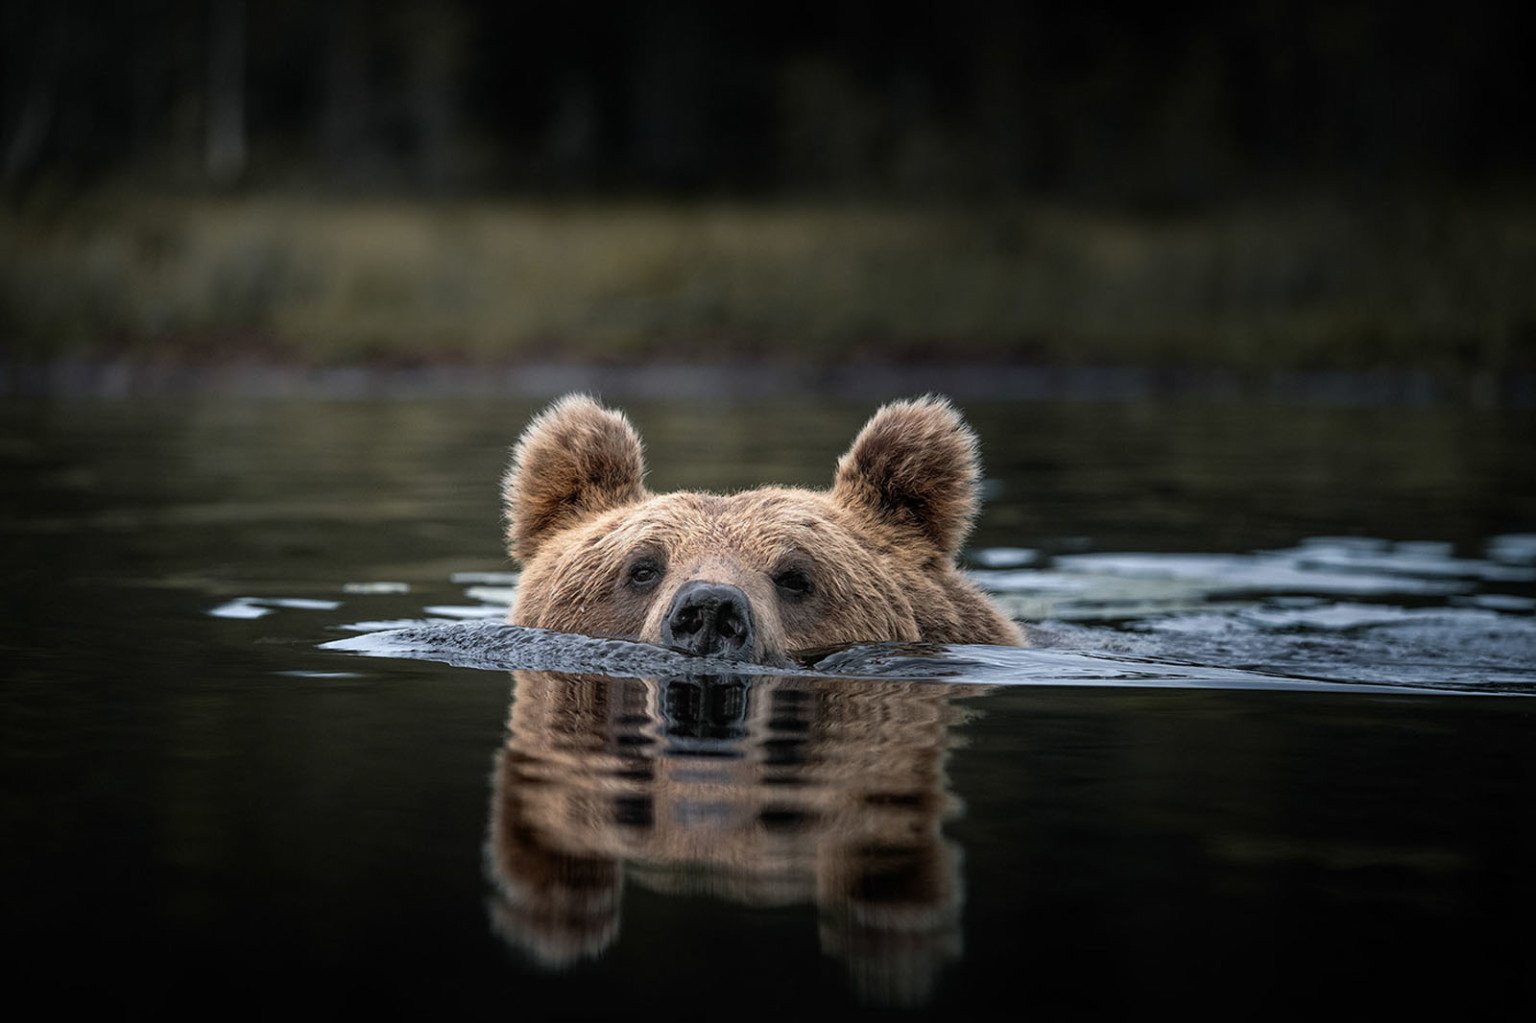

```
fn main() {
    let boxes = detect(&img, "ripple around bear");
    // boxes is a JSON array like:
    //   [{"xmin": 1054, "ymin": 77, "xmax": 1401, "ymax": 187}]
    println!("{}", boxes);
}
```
[{"xmin": 501, "ymin": 393, "xmax": 1023, "ymax": 664}]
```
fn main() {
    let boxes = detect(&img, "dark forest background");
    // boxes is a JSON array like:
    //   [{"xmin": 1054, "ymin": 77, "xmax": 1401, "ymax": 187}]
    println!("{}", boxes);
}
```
[
  {"xmin": 2, "ymin": 0, "xmax": 1534, "ymax": 390},
  {"xmin": 6, "ymin": 0, "xmax": 1532, "ymax": 200}
]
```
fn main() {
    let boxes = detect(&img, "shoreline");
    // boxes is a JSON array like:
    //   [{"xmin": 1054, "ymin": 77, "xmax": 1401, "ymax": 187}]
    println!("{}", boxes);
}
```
[
  {"xmin": 4, "ymin": 357, "xmax": 1530, "ymax": 406},
  {"xmin": 7, "ymin": 194, "xmax": 1534, "ymax": 390}
]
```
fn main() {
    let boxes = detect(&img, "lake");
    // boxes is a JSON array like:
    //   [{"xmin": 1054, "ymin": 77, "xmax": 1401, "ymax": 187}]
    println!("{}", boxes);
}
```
[{"xmin": 3, "ymin": 385, "xmax": 1533, "ymax": 1016}]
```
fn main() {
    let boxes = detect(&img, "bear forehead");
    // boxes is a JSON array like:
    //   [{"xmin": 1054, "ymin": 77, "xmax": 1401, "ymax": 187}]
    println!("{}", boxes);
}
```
[{"xmin": 579, "ymin": 488, "xmax": 862, "ymax": 559}]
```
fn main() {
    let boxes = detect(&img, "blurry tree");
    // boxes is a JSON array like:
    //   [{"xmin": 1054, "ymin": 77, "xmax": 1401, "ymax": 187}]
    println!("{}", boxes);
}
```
[
  {"xmin": 319, "ymin": 0, "xmax": 370, "ymax": 187},
  {"xmin": 2, "ymin": 0, "xmax": 66, "ymax": 186},
  {"xmin": 628, "ymin": 1, "xmax": 712, "ymax": 187},
  {"xmin": 403, "ymin": 0, "xmax": 464, "ymax": 193},
  {"xmin": 205, "ymin": 0, "xmax": 245, "ymax": 184}
]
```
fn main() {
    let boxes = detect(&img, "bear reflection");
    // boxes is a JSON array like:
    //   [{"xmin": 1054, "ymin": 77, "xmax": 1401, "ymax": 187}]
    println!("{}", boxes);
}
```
[{"xmin": 485, "ymin": 670, "xmax": 990, "ymax": 1008}]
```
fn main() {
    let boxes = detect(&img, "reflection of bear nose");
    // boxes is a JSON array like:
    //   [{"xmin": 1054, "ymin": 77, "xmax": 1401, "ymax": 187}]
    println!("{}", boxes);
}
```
[{"xmin": 662, "ymin": 581, "xmax": 756, "ymax": 659}]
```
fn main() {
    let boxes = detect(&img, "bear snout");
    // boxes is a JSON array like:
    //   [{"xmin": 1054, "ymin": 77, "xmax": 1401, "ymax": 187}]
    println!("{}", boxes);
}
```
[{"xmin": 661, "ymin": 581, "xmax": 757, "ymax": 661}]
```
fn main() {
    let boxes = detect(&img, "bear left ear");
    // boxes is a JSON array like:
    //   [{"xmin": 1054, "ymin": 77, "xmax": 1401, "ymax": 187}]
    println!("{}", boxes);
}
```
[
  {"xmin": 831, "ymin": 396, "xmax": 982, "ymax": 559},
  {"xmin": 503, "ymin": 394, "xmax": 647, "ymax": 561}
]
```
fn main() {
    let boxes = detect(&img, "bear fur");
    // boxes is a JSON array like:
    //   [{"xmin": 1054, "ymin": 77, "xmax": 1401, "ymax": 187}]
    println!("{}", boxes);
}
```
[{"xmin": 502, "ymin": 393, "xmax": 1022, "ymax": 664}]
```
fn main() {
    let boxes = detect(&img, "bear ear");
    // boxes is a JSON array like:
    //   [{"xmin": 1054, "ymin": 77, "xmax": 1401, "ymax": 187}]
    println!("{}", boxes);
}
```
[
  {"xmin": 503, "ymin": 394, "xmax": 647, "ymax": 560},
  {"xmin": 831, "ymin": 396, "xmax": 982, "ymax": 559}
]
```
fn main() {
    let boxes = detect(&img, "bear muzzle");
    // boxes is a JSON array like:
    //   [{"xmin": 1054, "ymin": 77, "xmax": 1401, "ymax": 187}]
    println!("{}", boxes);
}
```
[{"xmin": 661, "ymin": 580, "xmax": 758, "ymax": 661}]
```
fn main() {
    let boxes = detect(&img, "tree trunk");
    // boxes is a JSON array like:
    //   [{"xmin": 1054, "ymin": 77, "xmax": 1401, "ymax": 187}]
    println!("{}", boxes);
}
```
[
  {"xmin": 320, "ymin": 0, "xmax": 369, "ymax": 188},
  {"xmin": 205, "ymin": 0, "xmax": 246, "ymax": 185},
  {"xmin": 2, "ymin": 0, "xmax": 65, "ymax": 187}
]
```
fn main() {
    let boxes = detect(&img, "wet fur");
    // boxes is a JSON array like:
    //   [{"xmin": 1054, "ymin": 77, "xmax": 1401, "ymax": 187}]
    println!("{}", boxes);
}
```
[{"xmin": 503, "ymin": 394, "xmax": 1023, "ymax": 662}]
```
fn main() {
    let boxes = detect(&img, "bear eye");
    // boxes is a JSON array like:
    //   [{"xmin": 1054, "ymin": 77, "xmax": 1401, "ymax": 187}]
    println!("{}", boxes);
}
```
[
  {"xmin": 626, "ymin": 558, "xmax": 662, "ymax": 591},
  {"xmin": 773, "ymin": 567, "xmax": 814, "ymax": 602}
]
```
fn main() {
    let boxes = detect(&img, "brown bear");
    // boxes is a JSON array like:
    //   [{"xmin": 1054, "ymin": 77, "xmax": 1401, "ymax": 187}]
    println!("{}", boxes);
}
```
[{"xmin": 501, "ymin": 393, "xmax": 1023, "ymax": 664}]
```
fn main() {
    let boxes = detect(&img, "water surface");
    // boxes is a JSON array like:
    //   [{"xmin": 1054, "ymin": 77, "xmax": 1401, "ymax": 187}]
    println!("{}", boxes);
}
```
[{"xmin": 3, "ymin": 393, "xmax": 1533, "ymax": 1015}]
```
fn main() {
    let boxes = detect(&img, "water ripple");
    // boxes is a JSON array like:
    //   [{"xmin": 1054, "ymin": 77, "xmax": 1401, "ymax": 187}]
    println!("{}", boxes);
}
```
[{"xmin": 313, "ymin": 533, "xmax": 1536, "ymax": 697}]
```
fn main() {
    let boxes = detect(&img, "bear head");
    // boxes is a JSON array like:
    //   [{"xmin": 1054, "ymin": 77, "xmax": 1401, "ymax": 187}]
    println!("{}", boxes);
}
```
[{"xmin": 502, "ymin": 394, "xmax": 1021, "ymax": 664}]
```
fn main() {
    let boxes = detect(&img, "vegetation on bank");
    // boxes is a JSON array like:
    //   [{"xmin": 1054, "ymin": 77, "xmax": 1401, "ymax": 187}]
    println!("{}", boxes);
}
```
[{"xmin": 3, "ymin": 193, "xmax": 1534, "ymax": 379}]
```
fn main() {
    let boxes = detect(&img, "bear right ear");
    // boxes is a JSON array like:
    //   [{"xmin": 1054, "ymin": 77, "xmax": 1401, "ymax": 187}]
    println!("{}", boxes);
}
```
[
  {"xmin": 503, "ymin": 394, "xmax": 647, "ymax": 561},
  {"xmin": 831, "ymin": 395, "xmax": 982, "ymax": 559}
]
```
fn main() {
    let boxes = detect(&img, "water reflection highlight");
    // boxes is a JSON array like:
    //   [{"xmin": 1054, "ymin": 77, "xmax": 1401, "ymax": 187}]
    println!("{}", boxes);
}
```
[{"xmin": 485, "ymin": 670, "xmax": 989, "ymax": 1007}]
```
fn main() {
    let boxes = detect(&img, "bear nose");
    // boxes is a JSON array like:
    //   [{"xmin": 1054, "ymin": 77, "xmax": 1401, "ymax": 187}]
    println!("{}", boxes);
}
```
[{"xmin": 661, "ymin": 581, "xmax": 756, "ymax": 660}]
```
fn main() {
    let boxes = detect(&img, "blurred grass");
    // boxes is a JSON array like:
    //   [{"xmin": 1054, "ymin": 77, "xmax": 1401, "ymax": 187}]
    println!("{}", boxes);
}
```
[{"xmin": 3, "ymin": 193, "xmax": 1534, "ymax": 376}]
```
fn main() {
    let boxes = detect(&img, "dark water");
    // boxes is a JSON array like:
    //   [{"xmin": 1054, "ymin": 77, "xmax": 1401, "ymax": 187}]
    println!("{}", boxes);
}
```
[{"xmin": 3, "ymin": 393, "xmax": 1535, "ymax": 1016}]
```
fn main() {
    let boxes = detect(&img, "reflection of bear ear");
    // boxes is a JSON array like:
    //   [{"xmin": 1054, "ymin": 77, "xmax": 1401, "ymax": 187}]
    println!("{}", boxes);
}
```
[
  {"xmin": 504, "ymin": 394, "xmax": 647, "ymax": 560},
  {"xmin": 831, "ymin": 396, "xmax": 980, "ymax": 558}
]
